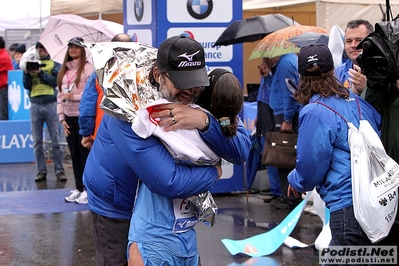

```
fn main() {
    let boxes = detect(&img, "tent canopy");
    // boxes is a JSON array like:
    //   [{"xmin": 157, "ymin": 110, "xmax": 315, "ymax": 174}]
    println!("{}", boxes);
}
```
[{"xmin": 244, "ymin": 0, "xmax": 399, "ymax": 10}]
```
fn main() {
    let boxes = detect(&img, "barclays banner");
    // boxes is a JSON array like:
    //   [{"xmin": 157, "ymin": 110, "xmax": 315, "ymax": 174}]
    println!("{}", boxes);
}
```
[
  {"xmin": 0, "ymin": 120, "xmax": 34, "ymax": 163},
  {"xmin": 8, "ymin": 70, "xmax": 31, "ymax": 120}
]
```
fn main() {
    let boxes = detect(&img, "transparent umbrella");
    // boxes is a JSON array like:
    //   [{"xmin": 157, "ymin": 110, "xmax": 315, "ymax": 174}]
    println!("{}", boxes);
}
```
[{"xmin": 38, "ymin": 14, "xmax": 122, "ymax": 64}]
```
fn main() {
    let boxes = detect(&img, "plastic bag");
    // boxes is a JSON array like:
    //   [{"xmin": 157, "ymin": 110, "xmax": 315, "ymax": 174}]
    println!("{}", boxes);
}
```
[{"xmin": 348, "ymin": 120, "xmax": 399, "ymax": 243}]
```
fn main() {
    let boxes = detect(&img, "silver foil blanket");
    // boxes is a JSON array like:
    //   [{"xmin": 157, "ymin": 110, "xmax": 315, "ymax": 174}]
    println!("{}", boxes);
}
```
[
  {"xmin": 188, "ymin": 191, "xmax": 218, "ymax": 227},
  {"xmin": 86, "ymin": 42, "xmax": 162, "ymax": 122}
]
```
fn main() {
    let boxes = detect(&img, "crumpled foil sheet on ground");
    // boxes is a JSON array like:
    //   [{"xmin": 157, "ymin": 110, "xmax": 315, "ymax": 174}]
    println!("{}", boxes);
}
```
[
  {"xmin": 86, "ymin": 41, "xmax": 217, "ymax": 226},
  {"xmin": 188, "ymin": 191, "xmax": 218, "ymax": 227},
  {"xmin": 86, "ymin": 42, "xmax": 162, "ymax": 123}
]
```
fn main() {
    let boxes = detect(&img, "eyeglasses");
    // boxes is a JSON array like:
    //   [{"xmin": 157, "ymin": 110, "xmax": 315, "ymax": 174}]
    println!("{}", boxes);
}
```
[{"xmin": 163, "ymin": 73, "xmax": 204, "ymax": 91}]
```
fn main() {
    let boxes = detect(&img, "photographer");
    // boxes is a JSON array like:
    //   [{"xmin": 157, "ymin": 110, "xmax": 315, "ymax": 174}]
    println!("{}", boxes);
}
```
[
  {"xmin": 358, "ymin": 16, "xmax": 399, "ymax": 250},
  {"xmin": 21, "ymin": 42, "xmax": 66, "ymax": 182}
]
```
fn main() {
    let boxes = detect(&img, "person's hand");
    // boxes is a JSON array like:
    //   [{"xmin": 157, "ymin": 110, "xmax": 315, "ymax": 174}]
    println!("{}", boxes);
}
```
[
  {"xmin": 81, "ymin": 136, "xmax": 94, "ymax": 150},
  {"xmin": 215, "ymin": 159, "xmax": 223, "ymax": 180},
  {"xmin": 62, "ymin": 92, "xmax": 73, "ymax": 102},
  {"xmin": 151, "ymin": 103, "xmax": 208, "ymax": 132},
  {"xmin": 258, "ymin": 62, "xmax": 270, "ymax": 77},
  {"xmin": 61, "ymin": 120, "xmax": 70, "ymax": 137},
  {"xmin": 287, "ymin": 184, "xmax": 304, "ymax": 198},
  {"xmin": 349, "ymin": 65, "xmax": 367, "ymax": 95},
  {"xmin": 280, "ymin": 121, "xmax": 293, "ymax": 133}
]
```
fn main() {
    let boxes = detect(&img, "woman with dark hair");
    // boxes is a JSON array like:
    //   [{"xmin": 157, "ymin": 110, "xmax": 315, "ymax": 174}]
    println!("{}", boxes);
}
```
[
  {"xmin": 57, "ymin": 37, "xmax": 93, "ymax": 204},
  {"xmin": 196, "ymin": 68, "xmax": 243, "ymax": 137},
  {"xmin": 132, "ymin": 68, "xmax": 244, "ymax": 166},
  {"xmin": 128, "ymin": 68, "xmax": 245, "ymax": 265},
  {"xmin": 288, "ymin": 45, "xmax": 381, "ymax": 249}
]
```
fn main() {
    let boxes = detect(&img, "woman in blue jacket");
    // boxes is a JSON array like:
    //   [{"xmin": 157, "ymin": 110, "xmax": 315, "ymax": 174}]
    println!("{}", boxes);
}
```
[{"xmin": 288, "ymin": 45, "xmax": 380, "ymax": 248}]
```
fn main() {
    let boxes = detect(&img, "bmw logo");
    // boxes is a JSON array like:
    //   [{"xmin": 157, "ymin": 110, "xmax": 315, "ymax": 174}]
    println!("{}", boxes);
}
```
[
  {"xmin": 134, "ymin": 0, "xmax": 144, "ymax": 22},
  {"xmin": 187, "ymin": 0, "xmax": 213, "ymax": 20}
]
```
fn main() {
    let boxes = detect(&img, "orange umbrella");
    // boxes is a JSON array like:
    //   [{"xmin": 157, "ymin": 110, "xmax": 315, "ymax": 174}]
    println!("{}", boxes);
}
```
[{"xmin": 249, "ymin": 25, "xmax": 328, "ymax": 60}]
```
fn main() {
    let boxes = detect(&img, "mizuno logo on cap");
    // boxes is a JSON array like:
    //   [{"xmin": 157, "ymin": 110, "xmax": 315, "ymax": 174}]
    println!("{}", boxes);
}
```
[
  {"xmin": 307, "ymin": 54, "xmax": 318, "ymax": 63},
  {"xmin": 177, "ymin": 51, "xmax": 202, "ymax": 68},
  {"xmin": 178, "ymin": 51, "xmax": 200, "ymax": 61}
]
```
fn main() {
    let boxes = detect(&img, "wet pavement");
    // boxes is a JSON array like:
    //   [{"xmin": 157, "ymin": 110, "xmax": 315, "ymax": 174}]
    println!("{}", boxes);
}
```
[{"xmin": 0, "ymin": 162, "xmax": 322, "ymax": 266}]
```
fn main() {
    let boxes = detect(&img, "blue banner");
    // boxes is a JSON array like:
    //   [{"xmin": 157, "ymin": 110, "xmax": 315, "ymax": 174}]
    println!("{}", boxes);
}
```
[
  {"xmin": 8, "ymin": 70, "xmax": 31, "ymax": 120},
  {"xmin": 0, "ymin": 120, "xmax": 34, "ymax": 163},
  {"xmin": 222, "ymin": 193, "xmax": 310, "ymax": 257}
]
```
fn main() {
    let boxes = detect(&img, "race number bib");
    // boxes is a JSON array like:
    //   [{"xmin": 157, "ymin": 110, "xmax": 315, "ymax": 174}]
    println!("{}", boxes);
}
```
[{"xmin": 172, "ymin": 198, "xmax": 199, "ymax": 233}]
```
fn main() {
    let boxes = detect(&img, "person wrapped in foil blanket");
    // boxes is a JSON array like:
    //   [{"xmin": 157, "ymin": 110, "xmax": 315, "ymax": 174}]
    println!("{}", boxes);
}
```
[{"xmin": 86, "ymin": 41, "xmax": 219, "ymax": 226}]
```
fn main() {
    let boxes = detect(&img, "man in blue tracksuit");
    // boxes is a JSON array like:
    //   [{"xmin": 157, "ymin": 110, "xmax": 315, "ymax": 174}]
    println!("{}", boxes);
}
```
[
  {"xmin": 266, "ymin": 53, "xmax": 302, "ymax": 209},
  {"xmin": 83, "ymin": 36, "xmax": 250, "ymax": 266}
]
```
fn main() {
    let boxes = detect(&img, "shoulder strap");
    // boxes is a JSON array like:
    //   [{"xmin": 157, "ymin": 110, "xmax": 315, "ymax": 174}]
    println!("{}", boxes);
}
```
[{"xmin": 311, "ymin": 97, "xmax": 362, "ymax": 123}]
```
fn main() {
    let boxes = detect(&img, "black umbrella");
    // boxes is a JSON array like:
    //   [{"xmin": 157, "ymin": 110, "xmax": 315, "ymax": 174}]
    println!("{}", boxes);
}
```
[
  {"xmin": 213, "ymin": 14, "xmax": 299, "ymax": 47},
  {"xmin": 288, "ymin": 32, "xmax": 329, "ymax": 47}
]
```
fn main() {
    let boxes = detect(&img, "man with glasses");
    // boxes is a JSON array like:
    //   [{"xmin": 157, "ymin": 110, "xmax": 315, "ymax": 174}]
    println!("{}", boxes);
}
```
[{"xmin": 83, "ymin": 35, "xmax": 250, "ymax": 266}]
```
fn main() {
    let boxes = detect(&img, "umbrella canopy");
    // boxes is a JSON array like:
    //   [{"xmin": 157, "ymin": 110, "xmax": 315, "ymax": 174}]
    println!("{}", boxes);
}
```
[
  {"xmin": 38, "ymin": 14, "xmax": 123, "ymax": 64},
  {"xmin": 214, "ymin": 14, "xmax": 299, "ymax": 46},
  {"xmin": 288, "ymin": 32, "xmax": 329, "ymax": 47},
  {"xmin": 248, "ymin": 25, "xmax": 328, "ymax": 60}
]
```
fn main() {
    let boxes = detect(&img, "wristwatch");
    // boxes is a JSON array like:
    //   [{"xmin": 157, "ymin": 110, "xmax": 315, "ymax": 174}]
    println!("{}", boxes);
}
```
[
  {"xmin": 283, "ymin": 120, "xmax": 292, "ymax": 124},
  {"xmin": 200, "ymin": 116, "xmax": 210, "ymax": 132}
]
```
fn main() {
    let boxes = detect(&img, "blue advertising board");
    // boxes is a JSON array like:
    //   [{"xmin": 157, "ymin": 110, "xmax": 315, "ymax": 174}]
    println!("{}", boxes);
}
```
[
  {"xmin": 0, "ymin": 120, "xmax": 34, "ymax": 163},
  {"xmin": 124, "ymin": 0, "xmax": 245, "ymax": 193},
  {"xmin": 8, "ymin": 70, "xmax": 31, "ymax": 120}
]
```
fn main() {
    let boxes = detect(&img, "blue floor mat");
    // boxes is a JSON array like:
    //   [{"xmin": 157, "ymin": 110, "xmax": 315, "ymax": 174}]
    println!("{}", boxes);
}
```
[{"xmin": 0, "ymin": 189, "xmax": 89, "ymax": 215}]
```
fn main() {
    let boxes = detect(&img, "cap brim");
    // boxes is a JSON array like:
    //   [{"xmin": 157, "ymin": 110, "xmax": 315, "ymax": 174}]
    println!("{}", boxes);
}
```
[
  {"xmin": 68, "ymin": 41, "xmax": 85, "ymax": 48},
  {"xmin": 167, "ymin": 67, "xmax": 210, "ymax": 90}
]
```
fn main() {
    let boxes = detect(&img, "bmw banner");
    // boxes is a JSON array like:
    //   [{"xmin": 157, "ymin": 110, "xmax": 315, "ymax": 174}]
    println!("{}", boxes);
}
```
[
  {"xmin": 124, "ymin": 0, "xmax": 242, "ymax": 84},
  {"xmin": 124, "ymin": 0, "xmax": 245, "ymax": 193},
  {"xmin": 8, "ymin": 70, "xmax": 31, "ymax": 120}
]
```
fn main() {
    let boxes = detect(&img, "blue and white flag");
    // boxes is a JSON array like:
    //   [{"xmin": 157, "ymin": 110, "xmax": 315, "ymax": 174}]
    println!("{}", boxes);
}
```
[{"xmin": 222, "ymin": 193, "xmax": 311, "ymax": 257}]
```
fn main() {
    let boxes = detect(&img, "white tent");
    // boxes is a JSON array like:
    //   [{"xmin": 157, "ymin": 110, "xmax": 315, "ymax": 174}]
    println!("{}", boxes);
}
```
[
  {"xmin": 0, "ymin": 0, "xmax": 50, "ymax": 32},
  {"xmin": 3, "ymin": 1, "xmax": 397, "ymax": 32},
  {"xmin": 243, "ymin": 0, "xmax": 399, "ymax": 30},
  {"xmin": 50, "ymin": 0, "xmax": 123, "ymax": 17}
]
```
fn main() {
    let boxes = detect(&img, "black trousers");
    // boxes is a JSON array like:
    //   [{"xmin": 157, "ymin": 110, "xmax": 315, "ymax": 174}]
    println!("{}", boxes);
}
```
[
  {"xmin": 65, "ymin": 115, "xmax": 90, "ymax": 191},
  {"xmin": 91, "ymin": 211, "xmax": 130, "ymax": 266}
]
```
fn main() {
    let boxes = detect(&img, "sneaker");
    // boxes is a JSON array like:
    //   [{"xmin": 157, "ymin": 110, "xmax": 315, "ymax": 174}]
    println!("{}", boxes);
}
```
[
  {"xmin": 65, "ymin": 189, "xmax": 81, "ymax": 203},
  {"xmin": 75, "ymin": 191, "xmax": 88, "ymax": 204},
  {"xmin": 56, "ymin": 170, "xmax": 67, "ymax": 182},
  {"xmin": 271, "ymin": 197, "xmax": 301, "ymax": 209},
  {"xmin": 263, "ymin": 195, "xmax": 280, "ymax": 203},
  {"xmin": 35, "ymin": 171, "xmax": 47, "ymax": 182}
]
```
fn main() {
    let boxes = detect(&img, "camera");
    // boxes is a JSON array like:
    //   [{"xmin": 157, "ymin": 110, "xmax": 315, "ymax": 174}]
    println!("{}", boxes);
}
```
[
  {"xmin": 356, "ymin": 15, "xmax": 399, "ymax": 85},
  {"xmin": 26, "ymin": 61, "xmax": 46, "ymax": 71}
]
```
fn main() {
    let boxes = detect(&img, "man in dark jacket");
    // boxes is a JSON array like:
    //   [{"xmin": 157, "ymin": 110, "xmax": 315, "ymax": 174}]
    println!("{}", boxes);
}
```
[
  {"xmin": 360, "ymin": 16, "xmax": 399, "ymax": 259},
  {"xmin": 21, "ymin": 42, "xmax": 66, "ymax": 182}
]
